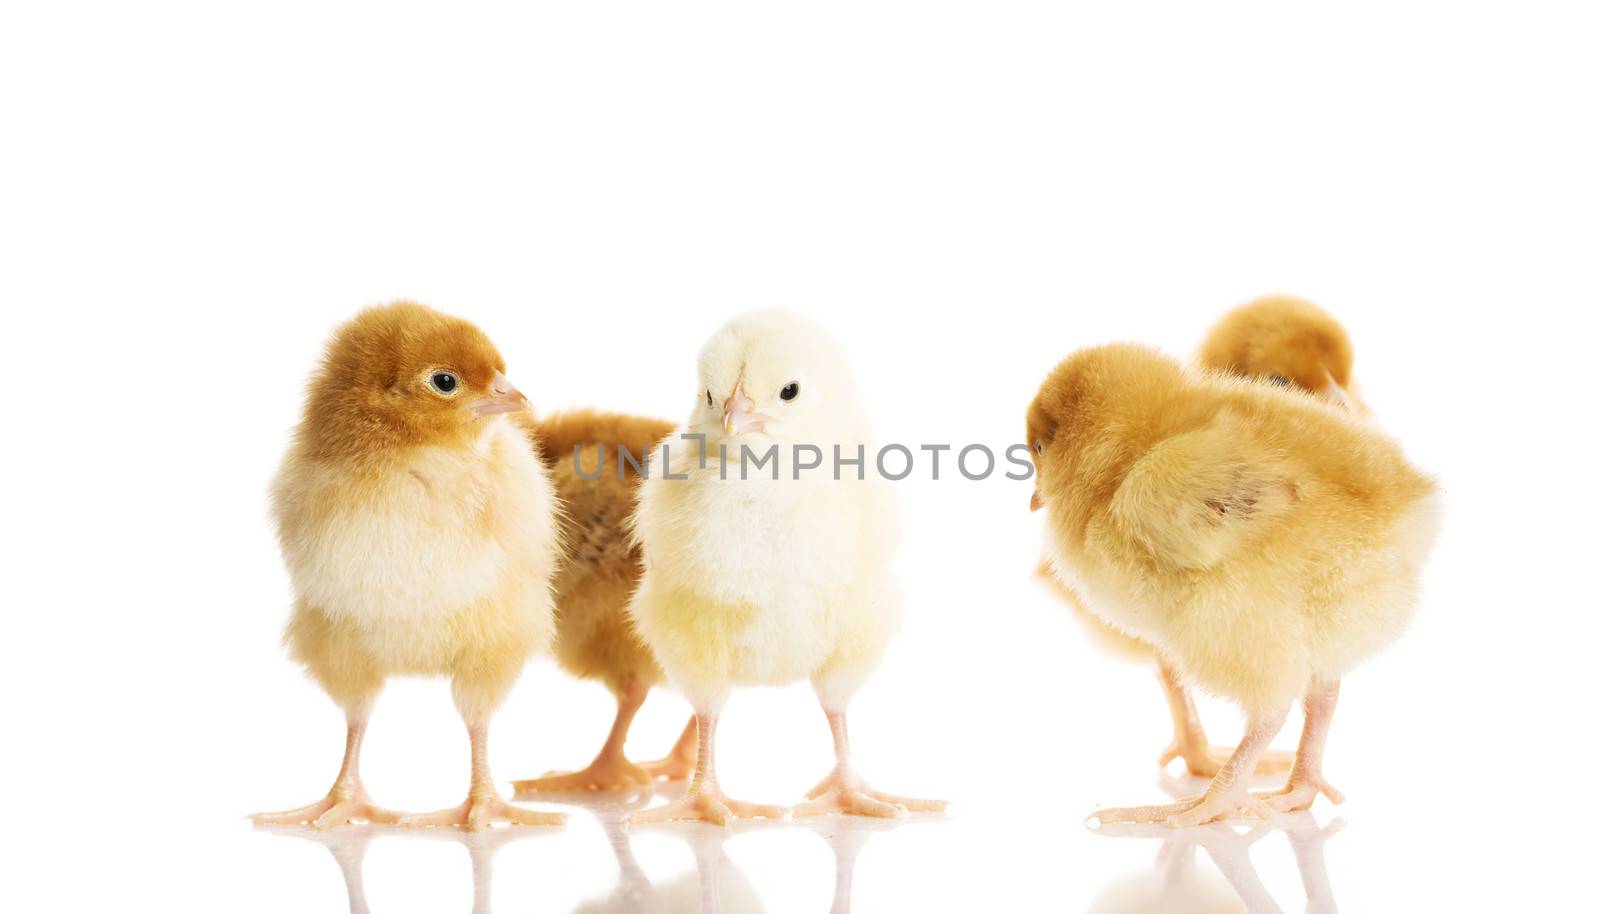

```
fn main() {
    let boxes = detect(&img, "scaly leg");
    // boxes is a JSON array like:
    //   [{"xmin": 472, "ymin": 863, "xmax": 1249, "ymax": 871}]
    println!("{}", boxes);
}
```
[
  {"xmin": 1255, "ymin": 681, "xmax": 1345, "ymax": 813},
  {"xmin": 512, "ymin": 682, "xmax": 654, "ymax": 792},
  {"xmin": 795, "ymin": 709, "xmax": 946, "ymax": 818},
  {"xmin": 399, "ymin": 719, "xmax": 565, "ymax": 830},
  {"xmin": 1157, "ymin": 661, "xmax": 1294, "ymax": 777},
  {"xmin": 251, "ymin": 715, "xmax": 404, "ymax": 829},
  {"xmin": 626, "ymin": 714, "xmax": 786, "ymax": 825},
  {"xmin": 1092, "ymin": 706, "xmax": 1289, "ymax": 828},
  {"xmin": 638, "ymin": 715, "xmax": 698, "ymax": 782}
]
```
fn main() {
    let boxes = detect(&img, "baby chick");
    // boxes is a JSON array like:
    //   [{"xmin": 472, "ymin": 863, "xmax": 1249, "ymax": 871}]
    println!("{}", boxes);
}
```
[
  {"xmin": 1028, "ymin": 345, "xmax": 1438, "ymax": 826},
  {"xmin": 1197, "ymin": 294, "xmax": 1365, "ymax": 413},
  {"xmin": 508, "ymin": 410, "xmax": 698, "ymax": 792},
  {"xmin": 625, "ymin": 310, "xmax": 945, "ymax": 825},
  {"xmin": 252, "ymin": 302, "xmax": 564, "ymax": 831},
  {"xmin": 1049, "ymin": 296, "xmax": 1367, "ymax": 777}
]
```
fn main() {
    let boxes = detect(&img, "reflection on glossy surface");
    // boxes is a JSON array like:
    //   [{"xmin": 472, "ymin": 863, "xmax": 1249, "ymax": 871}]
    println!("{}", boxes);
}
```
[
  {"xmin": 256, "ymin": 822, "xmax": 546, "ymax": 914},
  {"xmin": 1088, "ymin": 813, "xmax": 1343, "ymax": 914},
  {"xmin": 801, "ymin": 816, "xmax": 906, "ymax": 914},
  {"xmin": 256, "ymin": 785, "xmax": 929, "ymax": 914}
]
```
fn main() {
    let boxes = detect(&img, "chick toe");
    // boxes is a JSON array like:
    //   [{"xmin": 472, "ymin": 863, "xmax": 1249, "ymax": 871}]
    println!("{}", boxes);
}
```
[
  {"xmin": 250, "ymin": 791, "xmax": 403, "ymax": 830},
  {"xmin": 398, "ymin": 795, "xmax": 566, "ymax": 830},
  {"xmin": 794, "ymin": 768, "xmax": 948, "ymax": 819},
  {"xmin": 511, "ymin": 754, "xmax": 653, "ymax": 794},
  {"xmin": 627, "ymin": 788, "xmax": 787, "ymax": 826}
]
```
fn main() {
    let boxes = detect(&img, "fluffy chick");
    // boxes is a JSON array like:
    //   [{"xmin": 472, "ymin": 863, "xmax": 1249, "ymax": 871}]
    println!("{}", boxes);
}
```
[
  {"xmin": 252, "ymin": 301, "xmax": 563, "ymax": 831},
  {"xmin": 1197, "ymin": 294, "xmax": 1365, "ymax": 412},
  {"xmin": 1049, "ymin": 297, "xmax": 1366, "ymax": 777},
  {"xmin": 1028, "ymin": 345, "xmax": 1438, "ymax": 826},
  {"xmin": 507, "ymin": 410, "xmax": 699, "ymax": 792},
  {"xmin": 625, "ymin": 309, "xmax": 945, "ymax": 825}
]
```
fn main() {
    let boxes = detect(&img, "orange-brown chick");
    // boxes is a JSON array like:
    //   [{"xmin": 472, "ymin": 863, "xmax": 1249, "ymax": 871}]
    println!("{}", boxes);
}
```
[
  {"xmin": 252, "ymin": 301, "xmax": 564, "ymax": 830},
  {"xmin": 509, "ymin": 410, "xmax": 697, "ymax": 793},
  {"xmin": 1029, "ymin": 345, "xmax": 1438, "ymax": 826},
  {"xmin": 1197, "ymin": 295, "xmax": 1364, "ymax": 412}
]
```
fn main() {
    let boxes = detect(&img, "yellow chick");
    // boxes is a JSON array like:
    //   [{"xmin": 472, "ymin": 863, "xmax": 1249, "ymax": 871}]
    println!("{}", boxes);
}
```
[
  {"xmin": 251, "ymin": 302, "xmax": 564, "ymax": 831},
  {"xmin": 1197, "ymin": 294, "xmax": 1365, "ymax": 412},
  {"xmin": 1048, "ymin": 296, "xmax": 1367, "ymax": 777},
  {"xmin": 1027, "ymin": 345, "xmax": 1438, "ymax": 826},
  {"xmin": 508, "ymin": 410, "xmax": 698, "ymax": 792},
  {"xmin": 626, "ymin": 310, "xmax": 945, "ymax": 825}
]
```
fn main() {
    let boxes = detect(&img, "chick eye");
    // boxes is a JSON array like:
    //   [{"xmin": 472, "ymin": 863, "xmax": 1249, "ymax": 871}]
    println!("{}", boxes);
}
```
[
  {"xmin": 780, "ymin": 382, "xmax": 800, "ymax": 401},
  {"xmin": 430, "ymin": 371, "xmax": 459, "ymax": 394},
  {"xmin": 1269, "ymin": 374, "xmax": 1290, "ymax": 387},
  {"xmin": 1033, "ymin": 440, "xmax": 1044, "ymax": 456},
  {"xmin": 707, "ymin": 388, "xmax": 714, "ymax": 407}
]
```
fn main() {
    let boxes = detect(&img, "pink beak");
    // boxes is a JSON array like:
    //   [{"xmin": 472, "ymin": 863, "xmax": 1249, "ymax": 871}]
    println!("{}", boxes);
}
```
[
  {"xmin": 1030, "ymin": 489, "xmax": 1043, "ymax": 512},
  {"xmin": 722, "ymin": 385, "xmax": 767, "ymax": 435},
  {"xmin": 467, "ymin": 371, "xmax": 529, "ymax": 418}
]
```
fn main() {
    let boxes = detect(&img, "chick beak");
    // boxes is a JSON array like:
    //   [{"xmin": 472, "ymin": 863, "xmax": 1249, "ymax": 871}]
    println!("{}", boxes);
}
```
[
  {"xmin": 1321, "ymin": 376, "xmax": 1356, "ymax": 412},
  {"xmin": 1030, "ymin": 488, "xmax": 1044, "ymax": 512},
  {"xmin": 722, "ymin": 386, "xmax": 766, "ymax": 436},
  {"xmin": 467, "ymin": 371, "xmax": 530, "ymax": 419}
]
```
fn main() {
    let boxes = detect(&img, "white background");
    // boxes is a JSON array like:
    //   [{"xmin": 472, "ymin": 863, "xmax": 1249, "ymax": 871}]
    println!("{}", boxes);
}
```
[{"xmin": 3, "ymin": 2, "xmax": 1596, "ymax": 911}]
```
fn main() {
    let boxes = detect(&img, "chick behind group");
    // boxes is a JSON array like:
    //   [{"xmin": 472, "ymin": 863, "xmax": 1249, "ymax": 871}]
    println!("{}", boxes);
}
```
[{"xmin": 510, "ymin": 410, "xmax": 698, "ymax": 793}]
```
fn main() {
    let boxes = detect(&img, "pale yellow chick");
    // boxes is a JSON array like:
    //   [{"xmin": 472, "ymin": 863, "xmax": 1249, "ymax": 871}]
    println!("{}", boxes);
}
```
[
  {"xmin": 1028, "ymin": 345, "xmax": 1438, "ymax": 826},
  {"xmin": 251, "ymin": 302, "xmax": 564, "ymax": 831},
  {"xmin": 625, "ymin": 309, "xmax": 945, "ymax": 825}
]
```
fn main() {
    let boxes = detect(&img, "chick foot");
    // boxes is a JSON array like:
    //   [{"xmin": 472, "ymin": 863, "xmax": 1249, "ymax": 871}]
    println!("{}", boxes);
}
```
[
  {"xmin": 1159, "ymin": 736, "xmax": 1295, "ymax": 778},
  {"xmin": 794, "ymin": 768, "xmax": 947, "ymax": 819},
  {"xmin": 1092, "ymin": 706, "xmax": 1290, "ymax": 829},
  {"xmin": 1255, "ymin": 680, "xmax": 1345, "ymax": 814},
  {"xmin": 253, "ymin": 717, "xmax": 401, "ymax": 829},
  {"xmin": 511, "ymin": 755, "xmax": 653, "ymax": 793},
  {"xmin": 628, "ymin": 784, "xmax": 786, "ymax": 826},
  {"xmin": 1254, "ymin": 775, "xmax": 1343, "ymax": 814},
  {"xmin": 251, "ymin": 787, "xmax": 403, "ymax": 830},
  {"xmin": 637, "ymin": 717, "xmax": 698, "ymax": 782},
  {"xmin": 399, "ymin": 793, "xmax": 566, "ymax": 831},
  {"xmin": 1157, "ymin": 661, "xmax": 1293, "ymax": 777},
  {"xmin": 406, "ymin": 720, "xmax": 566, "ymax": 830},
  {"xmin": 1091, "ymin": 788, "xmax": 1274, "ymax": 828}
]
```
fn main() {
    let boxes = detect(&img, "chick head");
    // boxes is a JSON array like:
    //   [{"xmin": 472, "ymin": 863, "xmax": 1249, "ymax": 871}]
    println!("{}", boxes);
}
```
[
  {"xmin": 303, "ymin": 301, "xmax": 528, "ymax": 455},
  {"xmin": 691, "ymin": 309, "xmax": 868, "ymax": 447},
  {"xmin": 1025, "ymin": 344, "xmax": 1181, "ymax": 512},
  {"xmin": 1198, "ymin": 295, "xmax": 1360, "ymax": 410}
]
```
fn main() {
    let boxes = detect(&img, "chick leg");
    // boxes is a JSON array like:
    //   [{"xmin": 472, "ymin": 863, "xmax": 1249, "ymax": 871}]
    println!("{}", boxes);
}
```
[
  {"xmin": 1156, "ymin": 660, "xmax": 1294, "ymax": 777},
  {"xmin": 399, "ymin": 719, "xmax": 566, "ymax": 830},
  {"xmin": 637, "ymin": 716, "xmax": 699, "ymax": 782},
  {"xmin": 626, "ymin": 714, "xmax": 787, "ymax": 825},
  {"xmin": 512, "ymin": 680, "xmax": 654, "ymax": 793},
  {"xmin": 1254, "ymin": 681, "xmax": 1345, "ymax": 813},
  {"xmin": 794, "ymin": 709, "xmax": 947, "ymax": 818},
  {"xmin": 251, "ymin": 714, "xmax": 403, "ymax": 829},
  {"xmin": 1091, "ymin": 706, "xmax": 1288, "ymax": 828}
]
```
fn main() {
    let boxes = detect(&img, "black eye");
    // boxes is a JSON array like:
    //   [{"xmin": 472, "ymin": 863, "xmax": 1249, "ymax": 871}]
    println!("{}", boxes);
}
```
[
  {"xmin": 707, "ymin": 388, "xmax": 714, "ymax": 407},
  {"xmin": 780, "ymin": 382, "xmax": 800, "ymax": 401},
  {"xmin": 1033, "ymin": 440, "xmax": 1043, "ymax": 456},
  {"xmin": 1269, "ymin": 374, "xmax": 1290, "ymax": 387},
  {"xmin": 430, "ymin": 371, "xmax": 459, "ymax": 394}
]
